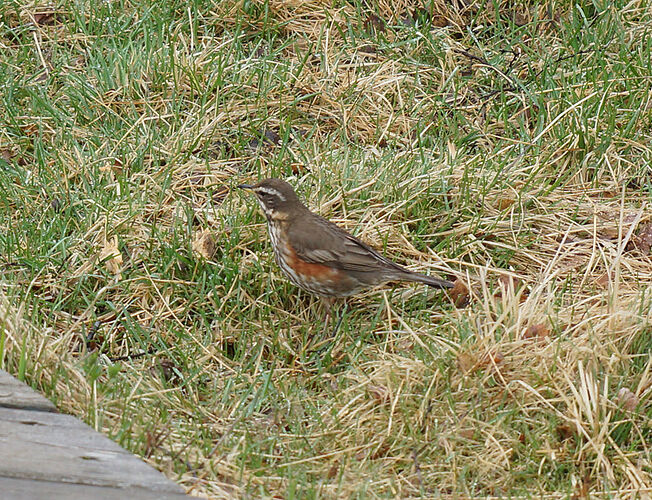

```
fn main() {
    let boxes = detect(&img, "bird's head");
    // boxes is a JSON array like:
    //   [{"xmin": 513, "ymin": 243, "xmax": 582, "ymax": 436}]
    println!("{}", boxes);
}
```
[{"xmin": 238, "ymin": 178, "xmax": 302, "ymax": 220}]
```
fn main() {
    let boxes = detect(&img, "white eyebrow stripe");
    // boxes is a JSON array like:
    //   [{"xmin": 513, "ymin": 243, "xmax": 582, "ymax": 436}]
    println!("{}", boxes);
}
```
[{"xmin": 255, "ymin": 186, "xmax": 286, "ymax": 201}]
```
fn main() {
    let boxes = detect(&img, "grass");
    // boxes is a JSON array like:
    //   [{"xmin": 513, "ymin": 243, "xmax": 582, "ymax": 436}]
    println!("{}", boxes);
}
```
[{"xmin": 1, "ymin": 0, "xmax": 651, "ymax": 497}]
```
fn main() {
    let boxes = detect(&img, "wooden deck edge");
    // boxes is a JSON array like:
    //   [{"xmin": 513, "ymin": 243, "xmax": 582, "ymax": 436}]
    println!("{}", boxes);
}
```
[{"xmin": 0, "ymin": 370, "xmax": 189, "ymax": 499}]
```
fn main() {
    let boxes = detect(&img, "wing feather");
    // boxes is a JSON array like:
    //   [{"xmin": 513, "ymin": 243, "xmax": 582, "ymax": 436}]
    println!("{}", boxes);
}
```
[{"xmin": 287, "ymin": 213, "xmax": 407, "ymax": 274}]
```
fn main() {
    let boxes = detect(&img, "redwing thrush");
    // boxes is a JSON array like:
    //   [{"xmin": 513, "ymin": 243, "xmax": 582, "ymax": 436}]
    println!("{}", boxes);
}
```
[{"xmin": 239, "ymin": 179, "xmax": 454, "ymax": 304}]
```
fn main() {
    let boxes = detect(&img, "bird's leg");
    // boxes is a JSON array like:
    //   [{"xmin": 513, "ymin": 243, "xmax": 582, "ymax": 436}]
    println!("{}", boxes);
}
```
[
  {"xmin": 309, "ymin": 297, "xmax": 344, "ymax": 354},
  {"xmin": 330, "ymin": 304, "xmax": 345, "ymax": 338},
  {"xmin": 325, "ymin": 298, "xmax": 347, "ymax": 340},
  {"xmin": 321, "ymin": 297, "xmax": 346, "ymax": 337},
  {"xmin": 321, "ymin": 296, "xmax": 335, "ymax": 330}
]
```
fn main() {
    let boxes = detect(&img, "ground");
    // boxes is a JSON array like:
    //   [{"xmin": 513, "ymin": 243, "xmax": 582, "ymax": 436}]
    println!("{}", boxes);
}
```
[{"xmin": 0, "ymin": 0, "xmax": 651, "ymax": 498}]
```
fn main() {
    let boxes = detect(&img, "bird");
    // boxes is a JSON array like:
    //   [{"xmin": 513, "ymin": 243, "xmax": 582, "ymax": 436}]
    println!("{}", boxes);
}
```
[{"xmin": 238, "ymin": 178, "xmax": 454, "ymax": 318}]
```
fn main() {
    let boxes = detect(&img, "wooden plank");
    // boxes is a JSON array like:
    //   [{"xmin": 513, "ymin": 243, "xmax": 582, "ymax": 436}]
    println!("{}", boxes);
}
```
[
  {"xmin": 0, "ymin": 476, "xmax": 189, "ymax": 500},
  {"xmin": 0, "ymin": 406, "xmax": 186, "ymax": 494},
  {"xmin": 0, "ymin": 370, "xmax": 57, "ymax": 412}
]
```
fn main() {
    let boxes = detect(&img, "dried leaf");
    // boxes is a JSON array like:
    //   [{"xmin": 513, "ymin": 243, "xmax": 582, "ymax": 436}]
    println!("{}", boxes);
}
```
[
  {"xmin": 523, "ymin": 323, "xmax": 550, "ymax": 340},
  {"xmin": 595, "ymin": 272, "xmax": 610, "ymax": 288},
  {"xmin": 457, "ymin": 352, "xmax": 476, "ymax": 374},
  {"xmin": 601, "ymin": 189, "xmax": 620, "ymax": 198},
  {"xmin": 100, "ymin": 236, "xmax": 123, "ymax": 276},
  {"xmin": 192, "ymin": 229, "xmax": 216, "ymax": 260},
  {"xmin": 290, "ymin": 163, "xmax": 308, "ymax": 175},
  {"xmin": 327, "ymin": 461, "xmax": 339, "ymax": 479},
  {"xmin": 486, "ymin": 350, "xmax": 505, "ymax": 367},
  {"xmin": 33, "ymin": 12, "xmax": 58, "ymax": 26},
  {"xmin": 598, "ymin": 226, "xmax": 619, "ymax": 240},
  {"xmin": 495, "ymin": 197, "xmax": 515, "ymax": 210},
  {"xmin": 556, "ymin": 423, "xmax": 575, "ymax": 441},
  {"xmin": 512, "ymin": 9, "xmax": 529, "ymax": 26},
  {"xmin": 431, "ymin": 15, "xmax": 449, "ymax": 28},
  {"xmin": 573, "ymin": 473, "xmax": 591, "ymax": 500},
  {"xmin": 458, "ymin": 428, "xmax": 475, "ymax": 440},
  {"xmin": 358, "ymin": 44, "xmax": 377, "ymax": 54},
  {"xmin": 498, "ymin": 274, "xmax": 523, "ymax": 290},
  {"xmin": 449, "ymin": 279, "xmax": 470, "ymax": 308},
  {"xmin": 628, "ymin": 222, "xmax": 652, "ymax": 254},
  {"xmin": 495, "ymin": 275, "xmax": 528, "ymax": 301},
  {"xmin": 363, "ymin": 14, "xmax": 386, "ymax": 34},
  {"xmin": 100, "ymin": 157, "xmax": 124, "ymax": 175},
  {"xmin": 617, "ymin": 387, "xmax": 638, "ymax": 411},
  {"xmin": 457, "ymin": 349, "xmax": 504, "ymax": 374},
  {"xmin": 1, "ymin": 149, "xmax": 13, "ymax": 163}
]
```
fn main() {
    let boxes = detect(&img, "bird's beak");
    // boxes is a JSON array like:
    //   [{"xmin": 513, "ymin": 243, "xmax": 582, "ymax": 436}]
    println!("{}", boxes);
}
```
[{"xmin": 237, "ymin": 184, "xmax": 254, "ymax": 190}]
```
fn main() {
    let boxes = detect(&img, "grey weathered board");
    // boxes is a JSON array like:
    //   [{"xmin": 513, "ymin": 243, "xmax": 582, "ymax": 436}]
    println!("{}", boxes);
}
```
[
  {"xmin": 0, "ymin": 370, "xmax": 56, "ymax": 412},
  {"xmin": 0, "ymin": 370, "xmax": 188, "ymax": 499}
]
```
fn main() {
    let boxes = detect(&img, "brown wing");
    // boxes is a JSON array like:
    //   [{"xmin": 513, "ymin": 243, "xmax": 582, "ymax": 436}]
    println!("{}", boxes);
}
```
[{"xmin": 287, "ymin": 212, "xmax": 408, "ymax": 274}]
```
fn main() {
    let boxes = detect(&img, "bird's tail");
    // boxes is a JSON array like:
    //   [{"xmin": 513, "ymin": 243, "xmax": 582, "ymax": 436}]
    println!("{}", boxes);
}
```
[{"xmin": 401, "ymin": 271, "xmax": 455, "ymax": 289}]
